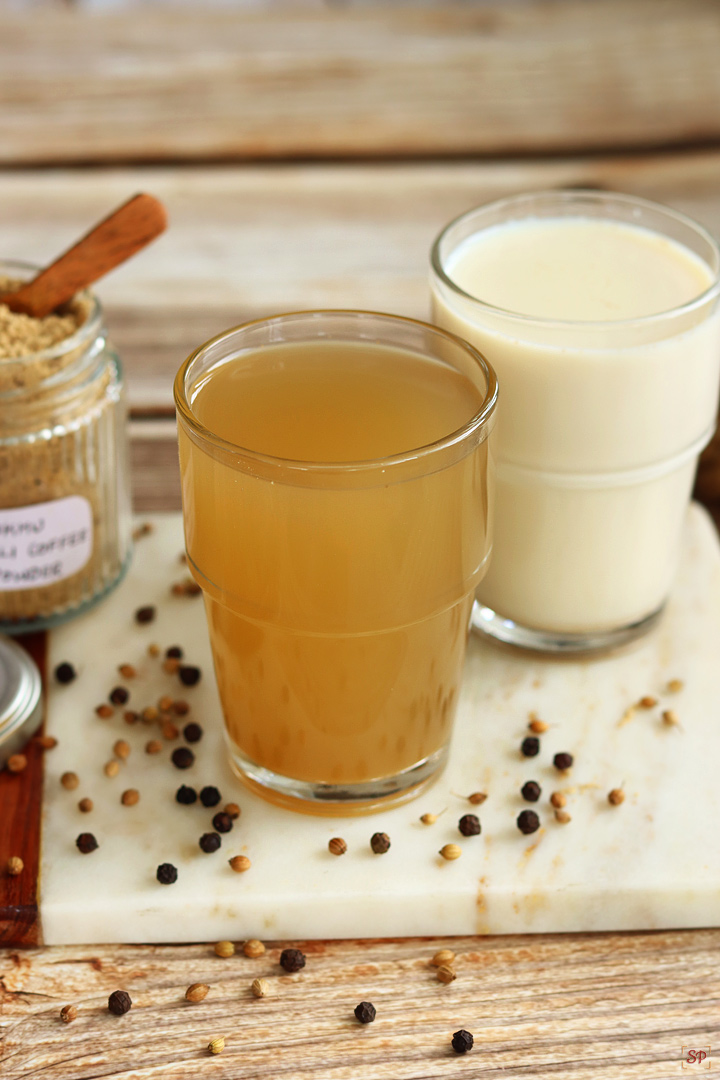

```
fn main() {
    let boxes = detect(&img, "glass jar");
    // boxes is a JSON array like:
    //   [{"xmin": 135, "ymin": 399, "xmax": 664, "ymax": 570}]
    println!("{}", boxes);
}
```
[{"xmin": 0, "ymin": 259, "xmax": 131, "ymax": 632}]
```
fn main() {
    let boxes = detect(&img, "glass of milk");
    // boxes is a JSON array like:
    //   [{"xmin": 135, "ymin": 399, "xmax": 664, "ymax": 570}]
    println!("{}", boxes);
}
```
[{"xmin": 431, "ymin": 190, "xmax": 720, "ymax": 652}]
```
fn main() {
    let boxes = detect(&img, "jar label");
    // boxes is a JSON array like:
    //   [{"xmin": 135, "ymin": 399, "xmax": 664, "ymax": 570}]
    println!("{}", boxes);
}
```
[{"xmin": 0, "ymin": 496, "xmax": 93, "ymax": 591}]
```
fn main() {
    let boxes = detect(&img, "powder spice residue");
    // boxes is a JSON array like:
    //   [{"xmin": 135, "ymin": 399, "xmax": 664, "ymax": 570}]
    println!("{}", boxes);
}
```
[{"xmin": 0, "ymin": 279, "xmax": 82, "ymax": 362}]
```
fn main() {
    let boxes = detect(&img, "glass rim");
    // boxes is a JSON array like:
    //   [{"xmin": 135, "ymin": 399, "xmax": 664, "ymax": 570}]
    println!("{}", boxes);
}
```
[
  {"xmin": 0, "ymin": 258, "xmax": 103, "ymax": 366},
  {"xmin": 430, "ymin": 189, "xmax": 720, "ymax": 331},
  {"xmin": 174, "ymin": 308, "xmax": 498, "ymax": 475}
]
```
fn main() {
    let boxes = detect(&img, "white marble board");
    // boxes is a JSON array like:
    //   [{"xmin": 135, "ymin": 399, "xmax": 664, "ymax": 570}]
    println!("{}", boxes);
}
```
[{"xmin": 41, "ymin": 506, "xmax": 720, "ymax": 944}]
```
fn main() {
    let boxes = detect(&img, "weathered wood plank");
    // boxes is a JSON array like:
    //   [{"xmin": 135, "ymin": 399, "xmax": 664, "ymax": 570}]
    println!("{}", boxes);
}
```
[
  {"xmin": 1, "ymin": 153, "xmax": 720, "ymax": 411},
  {"xmin": 1, "ymin": 2, "xmax": 720, "ymax": 164},
  {"xmin": 2, "ymin": 930, "xmax": 719, "ymax": 1078}
]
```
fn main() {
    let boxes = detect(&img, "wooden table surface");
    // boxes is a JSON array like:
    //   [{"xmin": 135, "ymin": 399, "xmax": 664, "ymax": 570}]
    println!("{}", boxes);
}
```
[{"xmin": 2, "ymin": 4, "xmax": 720, "ymax": 1077}]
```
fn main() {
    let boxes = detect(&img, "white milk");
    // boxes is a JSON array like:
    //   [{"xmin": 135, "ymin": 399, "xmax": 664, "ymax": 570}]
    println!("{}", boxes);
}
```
[{"xmin": 431, "ymin": 194, "xmax": 720, "ymax": 642}]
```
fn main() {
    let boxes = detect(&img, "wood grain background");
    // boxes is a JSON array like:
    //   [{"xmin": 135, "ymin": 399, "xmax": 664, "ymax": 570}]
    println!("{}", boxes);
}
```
[{"xmin": 2, "ymin": 3, "xmax": 720, "ymax": 1076}]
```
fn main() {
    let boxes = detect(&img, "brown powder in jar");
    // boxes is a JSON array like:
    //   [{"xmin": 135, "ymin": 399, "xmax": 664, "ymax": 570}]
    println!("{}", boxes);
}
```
[
  {"xmin": 0, "ymin": 275, "xmax": 129, "ymax": 628},
  {"xmin": 0, "ymin": 278, "xmax": 83, "ymax": 363}
]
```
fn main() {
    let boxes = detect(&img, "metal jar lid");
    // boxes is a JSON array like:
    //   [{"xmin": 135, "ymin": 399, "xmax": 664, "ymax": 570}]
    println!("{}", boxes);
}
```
[{"xmin": 0, "ymin": 635, "xmax": 43, "ymax": 769}]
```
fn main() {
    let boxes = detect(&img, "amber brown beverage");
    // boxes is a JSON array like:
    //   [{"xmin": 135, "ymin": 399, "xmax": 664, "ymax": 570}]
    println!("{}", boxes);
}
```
[{"xmin": 175, "ymin": 312, "xmax": 497, "ymax": 813}]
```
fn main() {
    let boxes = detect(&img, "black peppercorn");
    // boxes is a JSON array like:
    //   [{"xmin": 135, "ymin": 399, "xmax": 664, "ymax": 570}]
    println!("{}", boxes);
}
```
[
  {"xmin": 451, "ymin": 1030, "xmax": 474, "ymax": 1054},
  {"xmin": 183, "ymin": 722, "xmax": 203, "ymax": 744},
  {"xmin": 166, "ymin": 645, "xmax": 184, "ymax": 659},
  {"xmin": 76, "ymin": 833, "xmax": 98, "ymax": 854},
  {"xmin": 370, "ymin": 832, "xmax": 391, "ymax": 854},
  {"xmin": 520, "ymin": 736, "xmax": 540, "ymax": 757},
  {"xmin": 354, "ymin": 1001, "xmax": 376, "ymax": 1024},
  {"xmin": 200, "ymin": 785, "xmax": 221, "ymax": 807},
  {"xmin": 135, "ymin": 605, "xmax": 156, "ymax": 624},
  {"xmin": 179, "ymin": 665, "xmax": 201, "ymax": 687},
  {"xmin": 521, "ymin": 780, "xmax": 541, "ymax": 803},
  {"xmin": 212, "ymin": 812, "xmax": 233, "ymax": 834},
  {"xmin": 553, "ymin": 752, "xmax": 574, "ymax": 771},
  {"xmin": 156, "ymin": 862, "xmax": 178, "ymax": 885},
  {"xmin": 199, "ymin": 832, "xmax": 221, "ymax": 853},
  {"xmin": 280, "ymin": 948, "xmax": 306, "ymax": 973},
  {"xmin": 109, "ymin": 686, "xmax": 129, "ymax": 706},
  {"xmin": 517, "ymin": 809, "xmax": 540, "ymax": 835},
  {"xmin": 108, "ymin": 990, "xmax": 132, "ymax": 1016},
  {"xmin": 171, "ymin": 747, "xmax": 195, "ymax": 769},
  {"xmin": 54, "ymin": 662, "xmax": 76, "ymax": 685},
  {"xmin": 176, "ymin": 784, "xmax": 197, "ymax": 805},
  {"xmin": 458, "ymin": 814, "xmax": 481, "ymax": 837}
]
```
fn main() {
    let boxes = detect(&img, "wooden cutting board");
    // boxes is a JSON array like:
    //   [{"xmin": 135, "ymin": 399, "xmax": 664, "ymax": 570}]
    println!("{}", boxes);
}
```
[{"xmin": 2, "ymin": 505, "xmax": 720, "ymax": 946}]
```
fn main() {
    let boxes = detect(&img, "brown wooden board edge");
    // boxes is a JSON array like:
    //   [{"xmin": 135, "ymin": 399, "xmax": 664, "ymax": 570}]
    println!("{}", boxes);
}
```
[{"xmin": 0, "ymin": 631, "xmax": 45, "ymax": 947}]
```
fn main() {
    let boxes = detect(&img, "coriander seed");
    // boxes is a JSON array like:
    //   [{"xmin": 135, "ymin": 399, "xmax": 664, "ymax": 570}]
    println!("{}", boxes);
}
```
[
  {"xmin": 549, "ymin": 792, "xmax": 566, "ymax": 809},
  {"xmin": 7, "ymin": 855, "xmax": 23, "ymax": 876},
  {"xmin": 162, "ymin": 657, "xmax": 180, "ymax": 675},
  {"xmin": 147, "ymin": 643, "xmax": 161, "ymax": 657},
  {"xmin": 328, "ymin": 837, "xmax": 347, "ymax": 856},
  {"xmin": 54, "ymin": 662, "xmax": 77, "ymax": 685},
  {"xmin": 608, "ymin": 788, "xmax": 625, "ymax": 806},
  {"xmin": 229, "ymin": 855, "xmax": 251, "ymax": 873},
  {"xmin": 555, "ymin": 809, "xmax": 572, "ymax": 824},
  {"xmin": 7, "ymin": 753, "xmax": 27, "ymax": 773},
  {"xmin": 214, "ymin": 940, "xmax": 235, "ymax": 958},
  {"xmin": 529, "ymin": 718, "xmax": 549, "ymax": 734},
  {"xmin": 370, "ymin": 831, "xmax": 391, "ymax": 854},
  {"xmin": 251, "ymin": 978, "xmax": 270, "ymax": 998},
  {"xmin": 95, "ymin": 704, "xmax": 114, "ymax": 719},
  {"xmin": 104, "ymin": 760, "xmax": 120, "ymax": 778},
  {"xmin": 431, "ymin": 949, "xmax": 455, "ymax": 967},
  {"xmin": 171, "ymin": 747, "xmax": 194, "ymax": 769},
  {"xmin": 124, "ymin": 710, "xmax": 138, "ymax": 725},
  {"xmin": 420, "ymin": 813, "xmax": 437, "ymax": 824},
  {"xmin": 667, "ymin": 678, "xmax": 684, "ymax": 693},
  {"xmin": 156, "ymin": 863, "xmax": 178, "ymax": 885},
  {"xmin": 142, "ymin": 705, "xmax": 159, "ymax": 722},
  {"xmin": 521, "ymin": 736, "xmax": 540, "ymax": 757},
  {"xmin": 521, "ymin": 781, "xmax": 541, "ymax": 803},
  {"xmin": 280, "ymin": 947, "xmax": 306, "ymax": 973},
  {"xmin": 638, "ymin": 695, "xmax": 658, "ymax": 708},
  {"xmin": 243, "ymin": 939, "xmax": 265, "ymax": 958},
  {"xmin": 439, "ymin": 844, "xmax": 462, "ymax": 861},
  {"xmin": 109, "ymin": 686, "xmax": 129, "ymax": 706},
  {"xmin": 452, "ymin": 1029, "xmax": 474, "ymax": 1054},
  {"xmin": 158, "ymin": 695, "xmax": 174, "ymax": 712},
  {"xmin": 662, "ymin": 709, "xmax": 680, "ymax": 727},
  {"xmin": 436, "ymin": 964, "xmax": 457, "ymax": 984},
  {"xmin": 458, "ymin": 814, "xmax": 481, "ymax": 837},
  {"xmin": 176, "ymin": 784, "xmax": 197, "ymax": 805},
  {"xmin": 121, "ymin": 788, "xmax": 140, "ymax": 807},
  {"xmin": 468, "ymin": 792, "xmax": 487, "ymax": 805},
  {"xmin": 200, "ymin": 786, "xmax": 222, "ymax": 807},
  {"xmin": 118, "ymin": 664, "xmax": 137, "ymax": 679},
  {"xmin": 113, "ymin": 739, "xmax": 131, "ymax": 760},
  {"xmin": 199, "ymin": 832, "xmax": 221, "ymax": 853},
  {"xmin": 78, "ymin": 797, "xmax": 93, "ymax": 813},
  {"xmin": 224, "ymin": 803, "xmax": 241, "ymax": 820},
  {"xmin": 76, "ymin": 833, "xmax": 98, "ymax": 854},
  {"xmin": 34, "ymin": 734, "xmax": 58, "ymax": 750},
  {"xmin": 61, "ymin": 771, "xmax": 79, "ymax": 790},
  {"xmin": 108, "ymin": 990, "xmax": 132, "ymax": 1016},
  {"xmin": 183, "ymin": 722, "xmax": 203, "ymax": 744},
  {"xmin": 60, "ymin": 1004, "xmax": 77, "ymax": 1023},
  {"xmin": 553, "ymin": 752, "xmax": 574, "ymax": 772},
  {"xmin": 185, "ymin": 983, "xmax": 209, "ymax": 1003},
  {"xmin": 172, "ymin": 699, "xmax": 190, "ymax": 716},
  {"xmin": 208, "ymin": 1037, "xmax": 225, "ymax": 1055},
  {"xmin": 135, "ymin": 605, "xmax": 156, "ymax": 624},
  {"xmin": 354, "ymin": 1001, "xmax": 376, "ymax": 1024},
  {"xmin": 517, "ymin": 810, "xmax": 540, "ymax": 835},
  {"xmin": 161, "ymin": 721, "xmax": 179, "ymax": 740},
  {"xmin": 145, "ymin": 739, "xmax": 163, "ymax": 754}
]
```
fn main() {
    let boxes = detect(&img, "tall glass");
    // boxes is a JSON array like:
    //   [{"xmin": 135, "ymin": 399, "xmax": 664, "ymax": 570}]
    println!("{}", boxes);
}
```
[
  {"xmin": 174, "ymin": 311, "xmax": 497, "ymax": 813},
  {"xmin": 431, "ymin": 191, "xmax": 720, "ymax": 653}
]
